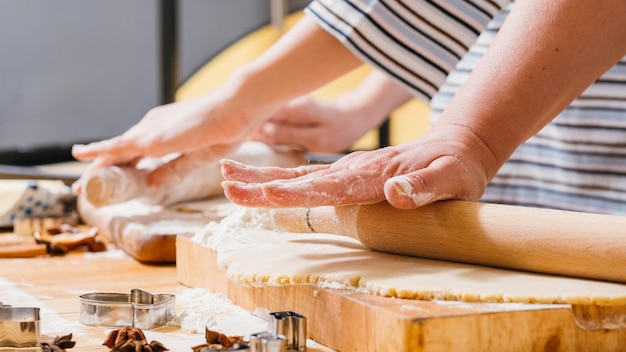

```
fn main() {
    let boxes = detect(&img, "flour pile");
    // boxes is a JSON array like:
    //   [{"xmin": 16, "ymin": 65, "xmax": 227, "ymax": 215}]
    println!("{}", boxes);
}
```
[
  {"xmin": 167, "ymin": 288, "xmax": 254, "ymax": 333},
  {"xmin": 192, "ymin": 205, "xmax": 275, "ymax": 268}
]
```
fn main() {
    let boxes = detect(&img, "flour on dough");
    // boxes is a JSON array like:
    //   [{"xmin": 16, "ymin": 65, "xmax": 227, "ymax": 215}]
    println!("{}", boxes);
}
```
[{"xmin": 192, "ymin": 205, "xmax": 626, "ymax": 306}]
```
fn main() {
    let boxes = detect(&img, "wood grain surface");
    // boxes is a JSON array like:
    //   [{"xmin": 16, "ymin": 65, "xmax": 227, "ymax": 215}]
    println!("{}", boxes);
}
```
[
  {"xmin": 0, "ymin": 248, "xmax": 186, "ymax": 351},
  {"xmin": 177, "ymin": 235, "xmax": 626, "ymax": 352},
  {"xmin": 0, "ymin": 244, "xmax": 332, "ymax": 351}
]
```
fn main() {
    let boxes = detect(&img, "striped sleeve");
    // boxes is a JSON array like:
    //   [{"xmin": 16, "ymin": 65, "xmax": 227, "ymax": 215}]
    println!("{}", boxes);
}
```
[
  {"xmin": 305, "ymin": 0, "xmax": 511, "ymax": 102},
  {"xmin": 430, "ymin": 5, "xmax": 626, "ymax": 215}
]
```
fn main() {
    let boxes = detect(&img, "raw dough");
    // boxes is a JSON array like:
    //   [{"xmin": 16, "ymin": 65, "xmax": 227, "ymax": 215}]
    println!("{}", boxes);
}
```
[
  {"xmin": 192, "ymin": 204, "xmax": 626, "ymax": 306},
  {"xmin": 82, "ymin": 141, "xmax": 306, "ymax": 207}
]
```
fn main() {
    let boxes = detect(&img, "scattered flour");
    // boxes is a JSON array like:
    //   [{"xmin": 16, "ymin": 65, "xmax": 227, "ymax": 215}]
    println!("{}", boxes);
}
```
[
  {"xmin": 192, "ymin": 205, "xmax": 275, "ymax": 268},
  {"xmin": 176, "ymin": 288, "xmax": 248, "ymax": 315},
  {"xmin": 167, "ymin": 310, "xmax": 216, "ymax": 333},
  {"xmin": 0, "ymin": 278, "xmax": 101, "ymax": 344},
  {"xmin": 83, "ymin": 248, "xmax": 128, "ymax": 259},
  {"xmin": 167, "ymin": 288, "xmax": 252, "ymax": 333},
  {"xmin": 317, "ymin": 281, "xmax": 351, "ymax": 291}
]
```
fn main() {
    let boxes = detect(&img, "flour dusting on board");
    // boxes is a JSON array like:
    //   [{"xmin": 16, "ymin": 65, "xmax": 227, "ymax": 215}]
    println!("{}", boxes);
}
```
[
  {"xmin": 186, "ymin": 204, "xmax": 626, "ymax": 306},
  {"xmin": 167, "ymin": 288, "xmax": 256, "ymax": 333},
  {"xmin": 190, "ymin": 204, "xmax": 367, "ymax": 293},
  {"xmin": 192, "ymin": 205, "xmax": 275, "ymax": 267}
]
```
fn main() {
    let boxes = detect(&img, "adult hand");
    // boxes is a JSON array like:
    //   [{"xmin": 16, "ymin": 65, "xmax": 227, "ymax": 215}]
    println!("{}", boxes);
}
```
[
  {"xmin": 222, "ymin": 125, "xmax": 498, "ymax": 209},
  {"xmin": 253, "ymin": 70, "xmax": 413, "ymax": 153},
  {"xmin": 252, "ymin": 95, "xmax": 377, "ymax": 153},
  {"xmin": 72, "ymin": 93, "xmax": 254, "ymax": 191}
]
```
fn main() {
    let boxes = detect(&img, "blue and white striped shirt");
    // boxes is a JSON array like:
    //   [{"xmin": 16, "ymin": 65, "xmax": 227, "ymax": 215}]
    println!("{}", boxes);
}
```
[{"xmin": 307, "ymin": 0, "xmax": 626, "ymax": 214}]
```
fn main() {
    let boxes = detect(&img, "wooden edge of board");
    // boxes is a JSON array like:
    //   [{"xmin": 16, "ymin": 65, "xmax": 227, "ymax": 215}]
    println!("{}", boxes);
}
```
[{"xmin": 175, "ymin": 235, "xmax": 626, "ymax": 351}]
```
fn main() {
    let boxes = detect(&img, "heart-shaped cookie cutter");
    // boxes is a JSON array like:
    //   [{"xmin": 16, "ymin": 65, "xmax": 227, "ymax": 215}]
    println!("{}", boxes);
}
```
[{"xmin": 78, "ymin": 288, "xmax": 175, "ymax": 330}]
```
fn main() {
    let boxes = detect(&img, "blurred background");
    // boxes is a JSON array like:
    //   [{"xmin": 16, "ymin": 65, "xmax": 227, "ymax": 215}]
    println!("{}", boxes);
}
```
[
  {"xmin": 0, "ymin": 0, "xmax": 309, "ymax": 165},
  {"xmin": 0, "ymin": 0, "xmax": 428, "ymax": 177}
]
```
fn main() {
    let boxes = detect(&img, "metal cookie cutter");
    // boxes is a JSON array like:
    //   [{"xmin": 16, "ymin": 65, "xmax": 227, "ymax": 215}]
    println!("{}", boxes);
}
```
[
  {"xmin": 249, "ymin": 331, "xmax": 285, "ymax": 352},
  {"xmin": 0, "ymin": 302, "xmax": 41, "ymax": 351},
  {"xmin": 269, "ymin": 311, "xmax": 306, "ymax": 352},
  {"xmin": 78, "ymin": 288, "xmax": 175, "ymax": 330}
]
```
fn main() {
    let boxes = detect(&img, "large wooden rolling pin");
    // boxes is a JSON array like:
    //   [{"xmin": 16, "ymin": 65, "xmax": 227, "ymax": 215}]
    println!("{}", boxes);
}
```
[{"xmin": 271, "ymin": 201, "xmax": 626, "ymax": 283}]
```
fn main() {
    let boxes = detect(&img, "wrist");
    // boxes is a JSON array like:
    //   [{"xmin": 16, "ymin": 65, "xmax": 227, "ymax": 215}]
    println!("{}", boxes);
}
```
[{"xmin": 428, "ymin": 122, "xmax": 501, "ymax": 181}]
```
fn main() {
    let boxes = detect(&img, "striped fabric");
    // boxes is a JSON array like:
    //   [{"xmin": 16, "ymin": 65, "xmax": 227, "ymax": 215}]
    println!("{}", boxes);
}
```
[
  {"xmin": 431, "ymin": 7, "xmax": 626, "ymax": 215},
  {"xmin": 307, "ymin": 1, "xmax": 626, "ymax": 215},
  {"xmin": 306, "ymin": 0, "xmax": 511, "ymax": 101}
]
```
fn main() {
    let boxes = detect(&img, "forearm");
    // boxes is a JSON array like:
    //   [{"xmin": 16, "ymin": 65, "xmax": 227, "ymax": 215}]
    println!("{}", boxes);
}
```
[
  {"xmin": 437, "ymin": 0, "xmax": 626, "ymax": 177},
  {"xmin": 226, "ymin": 16, "xmax": 363, "ymax": 125}
]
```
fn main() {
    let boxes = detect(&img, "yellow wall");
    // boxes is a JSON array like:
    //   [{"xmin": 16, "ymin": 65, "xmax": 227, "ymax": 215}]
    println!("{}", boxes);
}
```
[{"xmin": 176, "ymin": 12, "xmax": 430, "ymax": 150}]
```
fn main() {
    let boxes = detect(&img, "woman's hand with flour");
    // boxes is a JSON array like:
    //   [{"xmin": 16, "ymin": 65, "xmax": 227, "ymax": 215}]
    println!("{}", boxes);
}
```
[{"xmin": 222, "ymin": 124, "xmax": 497, "ymax": 209}]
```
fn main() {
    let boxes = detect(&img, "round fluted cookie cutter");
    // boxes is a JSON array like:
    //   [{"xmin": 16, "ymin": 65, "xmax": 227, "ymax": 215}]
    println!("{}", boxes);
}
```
[{"xmin": 78, "ymin": 289, "xmax": 175, "ymax": 330}]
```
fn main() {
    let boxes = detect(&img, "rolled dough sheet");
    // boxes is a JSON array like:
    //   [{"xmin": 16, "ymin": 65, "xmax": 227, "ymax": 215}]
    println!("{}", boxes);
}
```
[{"xmin": 192, "ymin": 205, "xmax": 626, "ymax": 306}]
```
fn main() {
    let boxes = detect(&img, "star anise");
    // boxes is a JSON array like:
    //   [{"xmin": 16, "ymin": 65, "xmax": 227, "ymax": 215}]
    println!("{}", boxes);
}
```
[
  {"xmin": 102, "ymin": 326, "xmax": 168, "ymax": 352},
  {"xmin": 41, "ymin": 333, "xmax": 76, "ymax": 351},
  {"xmin": 191, "ymin": 328, "xmax": 245, "ymax": 351},
  {"xmin": 111, "ymin": 339, "xmax": 168, "ymax": 352},
  {"xmin": 102, "ymin": 326, "xmax": 147, "ymax": 348}
]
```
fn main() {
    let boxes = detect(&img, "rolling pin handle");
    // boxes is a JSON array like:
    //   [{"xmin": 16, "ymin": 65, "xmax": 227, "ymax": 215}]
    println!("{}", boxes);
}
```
[{"xmin": 271, "ymin": 206, "xmax": 360, "ymax": 240}]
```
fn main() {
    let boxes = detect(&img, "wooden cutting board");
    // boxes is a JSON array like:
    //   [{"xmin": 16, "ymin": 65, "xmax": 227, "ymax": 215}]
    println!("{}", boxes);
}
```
[
  {"xmin": 80, "ymin": 192, "xmax": 626, "ymax": 350},
  {"xmin": 177, "ymin": 235, "xmax": 626, "ymax": 351}
]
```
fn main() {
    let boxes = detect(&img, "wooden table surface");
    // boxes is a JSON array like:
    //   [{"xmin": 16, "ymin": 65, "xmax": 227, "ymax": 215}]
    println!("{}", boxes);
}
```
[
  {"xmin": 0, "ymin": 247, "xmax": 183, "ymax": 350},
  {"xmin": 0, "ymin": 245, "xmax": 332, "ymax": 351},
  {"xmin": 0, "ymin": 165, "xmax": 332, "ymax": 352}
]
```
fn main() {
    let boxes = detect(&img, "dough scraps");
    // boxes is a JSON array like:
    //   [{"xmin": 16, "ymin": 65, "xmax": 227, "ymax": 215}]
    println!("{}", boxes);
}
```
[{"xmin": 191, "ymin": 205, "xmax": 626, "ymax": 306}]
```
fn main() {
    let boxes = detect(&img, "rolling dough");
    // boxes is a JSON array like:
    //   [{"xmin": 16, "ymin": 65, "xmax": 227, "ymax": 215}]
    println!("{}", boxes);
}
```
[
  {"xmin": 82, "ymin": 141, "xmax": 307, "ymax": 207},
  {"xmin": 77, "ymin": 142, "xmax": 306, "ymax": 261},
  {"xmin": 192, "ymin": 204, "xmax": 626, "ymax": 306}
]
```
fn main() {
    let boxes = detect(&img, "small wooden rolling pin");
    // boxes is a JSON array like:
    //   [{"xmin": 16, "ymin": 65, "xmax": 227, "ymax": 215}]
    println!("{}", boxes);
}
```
[
  {"xmin": 271, "ymin": 201, "xmax": 626, "ymax": 283},
  {"xmin": 82, "ymin": 141, "xmax": 307, "ymax": 207}
]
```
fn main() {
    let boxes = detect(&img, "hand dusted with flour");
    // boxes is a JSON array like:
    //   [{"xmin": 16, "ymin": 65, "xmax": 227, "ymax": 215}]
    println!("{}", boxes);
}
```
[{"xmin": 222, "ymin": 126, "xmax": 493, "ymax": 208}]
